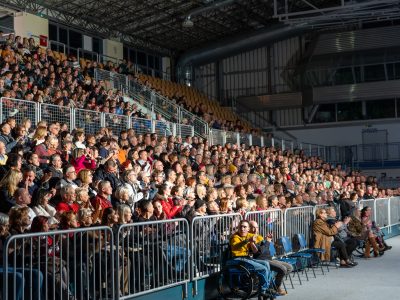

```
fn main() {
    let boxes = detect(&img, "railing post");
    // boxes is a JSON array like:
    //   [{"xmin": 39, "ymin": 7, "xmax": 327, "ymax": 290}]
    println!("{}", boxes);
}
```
[
  {"xmin": 249, "ymin": 134, "xmax": 253, "ymax": 146},
  {"xmin": 271, "ymin": 137, "xmax": 275, "ymax": 147},
  {"xmin": 261, "ymin": 135, "xmax": 264, "ymax": 147},
  {"xmin": 100, "ymin": 112, "xmax": 106, "ymax": 128},
  {"xmin": 223, "ymin": 131, "xmax": 227, "ymax": 146},
  {"xmin": 291, "ymin": 141, "xmax": 294, "ymax": 152},
  {"xmin": 281, "ymin": 139, "xmax": 285, "ymax": 151},
  {"xmin": 70, "ymin": 108, "xmax": 75, "ymax": 131},
  {"xmin": 172, "ymin": 123, "xmax": 177, "ymax": 136},
  {"xmin": 127, "ymin": 115, "xmax": 131, "ymax": 129},
  {"xmin": 236, "ymin": 133, "xmax": 240, "ymax": 146},
  {"xmin": 191, "ymin": 126, "xmax": 195, "ymax": 137},
  {"xmin": 151, "ymin": 119, "xmax": 155, "ymax": 133}
]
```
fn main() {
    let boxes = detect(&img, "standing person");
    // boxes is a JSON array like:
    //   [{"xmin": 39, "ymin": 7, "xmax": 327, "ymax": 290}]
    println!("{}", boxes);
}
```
[{"xmin": 229, "ymin": 220, "xmax": 271, "ymax": 299}]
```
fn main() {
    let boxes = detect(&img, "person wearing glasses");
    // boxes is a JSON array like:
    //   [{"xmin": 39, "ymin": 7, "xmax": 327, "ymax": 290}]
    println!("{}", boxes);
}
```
[{"xmin": 229, "ymin": 220, "xmax": 271, "ymax": 298}]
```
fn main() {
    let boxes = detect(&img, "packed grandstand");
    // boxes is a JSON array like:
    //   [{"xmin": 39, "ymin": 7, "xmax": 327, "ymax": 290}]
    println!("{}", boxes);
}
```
[{"xmin": 0, "ymin": 23, "xmax": 397, "ymax": 300}]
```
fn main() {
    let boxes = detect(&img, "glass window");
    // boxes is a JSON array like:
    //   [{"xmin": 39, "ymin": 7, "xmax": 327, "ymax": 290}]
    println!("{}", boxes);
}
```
[
  {"xmin": 93, "ymin": 37, "xmax": 102, "ymax": 54},
  {"xmin": 148, "ymin": 55, "xmax": 154, "ymax": 69},
  {"xmin": 313, "ymin": 104, "xmax": 336, "ymax": 123},
  {"xmin": 155, "ymin": 57, "xmax": 160, "ymax": 70},
  {"xmin": 366, "ymin": 99, "xmax": 395, "ymax": 119},
  {"xmin": 364, "ymin": 64, "xmax": 386, "ymax": 82},
  {"xmin": 123, "ymin": 46, "xmax": 128, "ymax": 60},
  {"xmin": 334, "ymin": 67, "xmax": 354, "ymax": 85},
  {"xmin": 137, "ymin": 51, "xmax": 146, "ymax": 66},
  {"xmin": 59, "ymin": 27, "xmax": 67, "ymax": 44},
  {"xmin": 69, "ymin": 30, "xmax": 82, "ymax": 49},
  {"xmin": 129, "ymin": 49, "xmax": 136, "ymax": 63},
  {"xmin": 49, "ymin": 24, "xmax": 57, "ymax": 41},
  {"xmin": 337, "ymin": 102, "xmax": 363, "ymax": 121}
]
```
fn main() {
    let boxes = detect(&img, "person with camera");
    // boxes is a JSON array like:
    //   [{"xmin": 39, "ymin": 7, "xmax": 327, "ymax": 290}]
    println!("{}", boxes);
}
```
[
  {"xmin": 248, "ymin": 220, "xmax": 292, "ymax": 296},
  {"xmin": 326, "ymin": 207, "xmax": 359, "ymax": 266}
]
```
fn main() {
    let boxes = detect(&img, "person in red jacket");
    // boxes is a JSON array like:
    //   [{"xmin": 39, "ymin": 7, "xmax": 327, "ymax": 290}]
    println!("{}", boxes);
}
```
[
  {"xmin": 154, "ymin": 183, "xmax": 182, "ymax": 219},
  {"xmin": 56, "ymin": 184, "xmax": 79, "ymax": 214}
]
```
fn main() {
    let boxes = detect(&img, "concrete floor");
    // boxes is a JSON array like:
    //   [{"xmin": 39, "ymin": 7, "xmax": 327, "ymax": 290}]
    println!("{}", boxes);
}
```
[{"xmin": 281, "ymin": 236, "xmax": 400, "ymax": 300}]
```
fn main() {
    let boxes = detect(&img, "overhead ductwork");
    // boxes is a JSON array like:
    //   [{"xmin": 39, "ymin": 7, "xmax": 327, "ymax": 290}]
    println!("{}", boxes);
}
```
[{"xmin": 177, "ymin": 23, "xmax": 310, "ymax": 69}]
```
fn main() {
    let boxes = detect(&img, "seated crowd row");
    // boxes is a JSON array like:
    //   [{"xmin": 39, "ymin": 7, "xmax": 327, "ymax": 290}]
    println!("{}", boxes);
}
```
[{"xmin": 0, "ymin": 32, "xmax": 253, "ymax": 133}]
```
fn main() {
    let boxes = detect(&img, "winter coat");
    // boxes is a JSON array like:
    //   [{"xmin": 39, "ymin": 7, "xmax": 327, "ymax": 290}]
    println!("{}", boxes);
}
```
[{"xmin": 312, "ymin": 218, "xmax": 338, "ymax": 261}]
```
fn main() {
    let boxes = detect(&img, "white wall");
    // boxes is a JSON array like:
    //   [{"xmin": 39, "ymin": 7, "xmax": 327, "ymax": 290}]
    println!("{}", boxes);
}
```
[
  {"xmin": 286, "ymin": 122, "xmax": 400, "ymax": 146},
  {"xmin": 14, "ymin": 12, "xmax": 48, "ymax": 44},
  {"xmin": 102, "ymin": 38, "xmax": 123, "ymax": 60}
]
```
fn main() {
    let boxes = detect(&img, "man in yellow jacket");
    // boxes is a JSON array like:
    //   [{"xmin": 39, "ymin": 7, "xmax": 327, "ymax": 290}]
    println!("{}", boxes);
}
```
[{"xmin": 229, "ymin": 220, "xmax": 271, "ymax": 296}]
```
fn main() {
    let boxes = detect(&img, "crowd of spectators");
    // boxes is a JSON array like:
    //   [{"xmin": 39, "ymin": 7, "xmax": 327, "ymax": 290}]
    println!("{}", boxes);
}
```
[
  {"xmin": 0, "ymin": 33, "xmax": 397, "ymax": 299},
  {"xmin": 0, "ymin": 33, "xmax": 148, "ymax": 120}
]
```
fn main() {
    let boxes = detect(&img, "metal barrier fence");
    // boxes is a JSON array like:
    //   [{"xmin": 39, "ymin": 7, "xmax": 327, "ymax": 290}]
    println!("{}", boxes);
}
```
[
  {"xmin": 116, "ymin": 219, "xmax": 190, "ymax": 299},
  {"xmin": 0, "ymin": 97, "xmax": 39, "ymax": 128},
  {"xmin": 191, "ymin": 213, "xmax": 241, "ymax": 280},
  {"xmin": 375, "ymin": 198, "xmax": 390, "ymax": 228},
  {"xmin": 359, "ymin": 199, "xmax": 376, "ymax": 221},
  {"xmin": 245, "ymin": 209, "xmax": 285, "ymax": 241},
  {"xmin": 390, "ymin": 197, "xmax": 400, "ymax": 227},
  {"xmin": 177, "ymin": 123, "xmax": 194, "ymax": 138},
  {"xmin": 284, "ymin": 206, "xmax": 315, "ymax": 244},
  {"xmin": 2, "ymin": 199, "xmax": 400, "ymax": 299},
  {"xmin": 75, "ymin": 108, "xmax": 103, "ymax": 134},
  {"xmin": 2, "ymin": 226, "xmax": 115, "ymax": 300},
  {"xmin": 0, "ymin": 97, "xmax": 194, "ymax": 137},
  {"xmin": 225, "ymin": 131, "xmax": 238, "ymax": 145},
  {"xmin": 131, "ymin": 117, "xmax": 152, "ymax": 135},
  {"xmin": 40, "ymin": 103, "xmax": 74, "ymax": 131},
  {"xmin": 104, "ymin": 113, "xmax": 130, "ymax": 135},
  {"xmin": 209, "ymin": 129, "xmax": 225, "ymax": 146},
  {"xmin": 154, "ymin": 120, "xmax": 174, "ymax": 136}
]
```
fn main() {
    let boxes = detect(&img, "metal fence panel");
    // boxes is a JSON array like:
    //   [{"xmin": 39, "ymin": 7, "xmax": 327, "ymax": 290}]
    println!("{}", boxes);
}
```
[
  {"xmin": 191, "ymin": 213, "xmax": 242, "ymax": 280},
  {"xmin": 178, "ymin": 124, "xmax": 193, "ymax": 138},
  {"xmin": 390, "ymin": 197, "xmax": 400, "ymax": 226},
  {"xmin": 75, "ymin": 108, "xmax": 103, "ymax": 134},
  {"xmin": 104, "ymin": 113, "xmax": 129, "ymax": 135},
  {"xmin": 116, "ymin": 219, "xmax": 190, "ymax": 299},
  {"xmin": 252, "ymin": 135, "xmax": 262, "ymax": 146},
  {"xmin": 40, "ymin": 103, "xmax": 73, "ymax": 131},
  {"xmin": 154, "ymin": 120, "xmax": 173, "ymax": 136},
  {"xmin": 359, "ymin": 199, "xmax": 376, "ymax": 221},
  {"xmin": 225, "ymin": 131, "xmax": 238, "ymax": 145},
  {"xmin": 239, "ymin": 133, "xmax": 249, "ymax": 146},
  {"xmin": 2, "ymin": 227, "xmax": 115, "ymax": 300},
  {"xmin": 210, "ymin": 129, "xmax": 225, "ymax": 146},
  {"xmin": 284, "ymin": 206, "xmax": 315, "ymax": 244},
  {"xmin": 375, "ymin": 198, "xmax": 390, "ymax": 228},
  {"xmin": 245, "ymin": 209, "xmax": 284, "ymax": 241},
  {"xmin": 0, "ymin": 97, "xmax": 38, "ymax": 127},
  {"xmin": 179, "ymin": 109, "xmax": 208, "ymax": 137},
  {"xmin": 131, "ymin": 117, "xmax": 152, "ymax": 135}
]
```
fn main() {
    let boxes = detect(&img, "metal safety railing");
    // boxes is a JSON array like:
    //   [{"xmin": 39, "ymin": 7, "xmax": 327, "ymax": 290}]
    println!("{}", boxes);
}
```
[
  {"xmin": 245, "ymin": 209, "xmax": 285, "ymax": 241},
  {"xmin": 2, "ymin": 199, "xmax": 400, "ymax": 299},
  {"xmin": 190, "ymin": 213, "xmax": 241, "ymax": 281},
  {"xmin": 2, "ymin": 226, "xmax": 115, "ymax": 300},
  {"xmin": 284, "ymin": 206, "xmax": 315, "ymax": 245},
  {"xmin": 116, "ymin": 219, "xmax": 190, "ymax": 299},
  {"xmin": 0, "ymin": 97, "xmax": 194, "ymax": 138}
]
